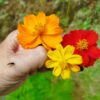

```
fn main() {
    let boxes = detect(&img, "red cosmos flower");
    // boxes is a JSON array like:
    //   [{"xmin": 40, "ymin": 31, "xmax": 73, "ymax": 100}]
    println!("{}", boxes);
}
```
[{"xmin": 62, "ymin": 30, "xmax": 100, "ymax": 67}]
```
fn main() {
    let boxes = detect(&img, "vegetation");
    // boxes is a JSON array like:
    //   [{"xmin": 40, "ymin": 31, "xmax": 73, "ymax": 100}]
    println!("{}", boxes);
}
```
[{"xmin": 0, "ymin": 0, "xmax": 100, "ymax": 100}]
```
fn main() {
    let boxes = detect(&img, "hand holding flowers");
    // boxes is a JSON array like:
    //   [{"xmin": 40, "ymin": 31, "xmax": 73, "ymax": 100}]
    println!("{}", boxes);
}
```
[{"xmin": 17, "ymin": 12, "xmax": 100, "ymax": 79}]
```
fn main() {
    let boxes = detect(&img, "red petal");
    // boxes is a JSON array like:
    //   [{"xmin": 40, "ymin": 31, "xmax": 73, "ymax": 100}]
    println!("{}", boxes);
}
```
[
  {"xmin": 80, "ymin": 52, "xmax": 89, "ymax": 67},
  {"xmin": 86, "ymin": 30, "xmax": 98, "ymax": 46},
  {"xmin": 87, "ymin": 57, "xmax": 96, "ymax": 67},
  {"xmin": 62, "ymin": 30, "xmax": 82, "ymax": 47},
  {"xmin": 62, "ymin": 34, "xmax": 74, "ymax": 47},
  {"xmin": 88, "ymin": 46, "xmax": 100, "ymax": 59}
]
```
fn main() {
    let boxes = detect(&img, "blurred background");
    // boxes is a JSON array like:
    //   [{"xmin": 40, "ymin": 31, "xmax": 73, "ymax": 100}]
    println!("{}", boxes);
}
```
[{"xmin": 0, "ymin": 0, "xmax": 100, "ymax": 100}]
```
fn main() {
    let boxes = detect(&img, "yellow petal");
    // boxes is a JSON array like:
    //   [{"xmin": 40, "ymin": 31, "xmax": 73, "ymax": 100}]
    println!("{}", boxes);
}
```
[
  {"xmin": 64, "ymin": 45, "xmax": 75, "ymax": 58},
  {"xmin": 45, "ymin": 60, "xmax": 59, "ymax": 68},
  {"xmin": 53, "ymin": 66, "xmax": 61, "ymax": 77},
  {"xmin": 37, "ymin": 12, "xmax": 46, "ymax": 26},
  {"xmin": 47, "ymin": 50, "xmax": 61, "ymax": 61},
  {"xmin": 67, "ymin": 55, "xmax": 82, "ymax": 65},
  {"xmin": 61, "ymin": 69, "xmax": 70, "ymax": 79},
  {"xmin": 56, "ymin": 44, "xmax": 64, "ymax": 56},
  {"xmin": 71, "ymin": 65, "xmax": 80, "ymax": 72},
  {"xmin": 56, "ymin": 43, "xmax": 63, "ymax": 50},
  {"xmin": 41, "ymin": 34, "xmax": 62, "ymax": 49}
]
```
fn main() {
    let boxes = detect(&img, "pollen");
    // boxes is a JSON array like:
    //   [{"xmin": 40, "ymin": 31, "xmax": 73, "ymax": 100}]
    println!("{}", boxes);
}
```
[
  {"xmin": 77, "ymin": 39, "xmax": 88, "ymax": 50},
  {"xmin": 34, "ymin": 23, "xmax": 44, "ymax": 34}
]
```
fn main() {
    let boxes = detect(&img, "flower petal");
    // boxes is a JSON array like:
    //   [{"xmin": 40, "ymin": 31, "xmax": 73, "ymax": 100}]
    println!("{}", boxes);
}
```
[
  {"xmin": 80, "ymin": 52, "xmax": 89, "ymax": 67},
  {"xmin": 44, "ymin": 14, "xmax": 63, "ymax": 35},
  {"xmin": 62, "ymin": 30, "xmax": 82, "ymax": 47},
  {"xmin": 61, "ymin": 69, "xmax": 70, "ymax": 79},
  {"xmin": 67, "ymin": 55, "xmax": 82, "ymax": 65},
  {"xmin": 87, "ymin": 57, "xmax": 96, "ymax": 67},
  {"xmin": 64, "ymin": 45, "xmax": 75, "ymax": 58},
  {"xmin": 86, "ymin": 30, "xmax": 98, "ymax": 46},
  {"xmin": 41, "ymin": 40, "xmax": 51, "ymax": 50},
  {"xmin": 18, "ymin": 24, "xmax": 31, "ymax": 35},
  {"xmin": 88, "ymin": 46, "xmax": 100, "ymax": 59},
  {"xmin": 45, "ymin": 60, "xmax": 59, "ymax": 68},
  {"xmin": 47, "ymin": 14, "xmax": 59, "ymax": 25},
  {"xmin": 47, "ymin": 50, "xmax": 61, "ymax": 61},
  {"xmin": 25, "ymin": 37, "xmax": 41, "ymax": 48},
  {"xmin": 41, "ymin": 34, "xmax": 62, "ymax": 49},
  {"xmin": 45, "ymin": 25, "xmax": 63, "ymax": 35},
  {"xmin": 24, "ymin": 14, "xmax": 37, "ymax": 33},
  {"xmin": 53, "ymin": 66, "xmax": 61, "ymax": 77},
  {"xmin": 56, "ymin": 44, "xmax": 64, "ymax": 54},
  {"xmin": 37, "ymin": 12, "xmax": 46, "ymax": 26},
  {"xmin": 17, "ymin": 24, "xmax": 40, "ymax": 48},
  {"xmin": 71, "ymin": 65, "xmax": 80, "ymax": 72}
]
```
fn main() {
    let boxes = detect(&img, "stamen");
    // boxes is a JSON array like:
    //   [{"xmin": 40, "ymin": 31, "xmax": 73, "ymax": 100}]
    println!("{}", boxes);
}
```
[{"xmin": 77, "ymin": 39, "xmax": 88, "ymax": 50}]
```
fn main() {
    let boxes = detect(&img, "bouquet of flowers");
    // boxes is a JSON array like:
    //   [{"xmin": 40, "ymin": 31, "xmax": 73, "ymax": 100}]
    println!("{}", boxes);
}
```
[{"xmin": 17, "ymin": 12, "xmax": 100, "ymax": 79}]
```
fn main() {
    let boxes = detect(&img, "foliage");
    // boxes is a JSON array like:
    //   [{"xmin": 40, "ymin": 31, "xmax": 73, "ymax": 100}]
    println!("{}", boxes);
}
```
[{"xmin": 6, "ymin": 72, "xmax": 74, "ymax": 100}]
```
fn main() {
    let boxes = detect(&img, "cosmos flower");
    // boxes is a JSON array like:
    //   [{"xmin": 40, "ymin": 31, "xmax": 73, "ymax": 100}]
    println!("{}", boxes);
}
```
[
  {"xmin": 17, "ymin": 12, "xmax": 63, "ymax": 49},
  {"xmin": 62, "ymin": 30, "xmax": 100, "ymax": 67},
  {"xmin": 46, "ymin": 44, "xmax": 82, "ymax": 79}
]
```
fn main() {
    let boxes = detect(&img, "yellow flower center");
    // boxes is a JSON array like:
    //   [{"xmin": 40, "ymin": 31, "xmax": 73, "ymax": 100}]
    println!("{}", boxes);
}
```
[
  {"xmin": 76, "ymin": 39, "xmax": 88, "ymax": 50},
  {"xmin": 34, "ymin": 23, "xmax": 45, "ymax": 34},
  {"xmin": 60, "ymin": 60, "xmax": 71, "ymax": 70},
  {"xmin": 60, "ymin": 61, "xmax": 66, "ymax": 69}
]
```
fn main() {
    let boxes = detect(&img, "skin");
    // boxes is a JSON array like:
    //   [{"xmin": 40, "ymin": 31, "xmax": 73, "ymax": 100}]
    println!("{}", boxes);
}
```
[{"xmin": 0, "ymin": 30, "xmax": 47, "ymax": 96}]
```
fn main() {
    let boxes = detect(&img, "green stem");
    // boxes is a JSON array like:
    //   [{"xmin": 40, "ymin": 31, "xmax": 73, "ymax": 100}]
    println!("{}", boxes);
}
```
[{"xmin": 66, "ymin": 0, "xmax": 71, "ymax": 17}]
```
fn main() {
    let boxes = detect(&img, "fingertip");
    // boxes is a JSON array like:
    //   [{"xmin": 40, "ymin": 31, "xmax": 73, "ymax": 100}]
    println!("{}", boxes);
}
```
[
  {"xmin": 35, "ymin": 46, "xmax": 47, "ymax": 58},
  {"xmin": 32, "ymin": 46, "xmax": 47, "ymax": 69}
]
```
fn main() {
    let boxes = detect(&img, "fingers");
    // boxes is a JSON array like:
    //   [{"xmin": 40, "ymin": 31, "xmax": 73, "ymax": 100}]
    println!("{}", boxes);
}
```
[
  {"xmin": 10, "ymin": 46, "xmax": 47, "ymax": 75},
  {"xmin": 2, "ymin": 30, "xmax": 19, "ymax": 54},
  {"xmin": 4, "ymin": 30, "xmax": 18, "ymax": 44}
]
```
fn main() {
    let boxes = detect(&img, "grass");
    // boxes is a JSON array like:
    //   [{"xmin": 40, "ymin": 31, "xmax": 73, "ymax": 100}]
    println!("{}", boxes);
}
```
[{"xmin": 6, "ymin": 71, "xmax": 74, "ymax": 100}]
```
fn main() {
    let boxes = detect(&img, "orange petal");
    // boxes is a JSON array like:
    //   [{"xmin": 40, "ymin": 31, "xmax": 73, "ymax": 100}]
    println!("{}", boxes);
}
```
[
  {"xmin": 18, "ymin": 24, "xmax": 31, "ymax": 35},
  {"xmin": 37, "ymin": 12, "xmax": 46, "ymax": 26},
  {"xmin": 41, "ymin": 34, "xmax": 63, "ymax": 49},
  {"xmin": 44, "ymin": 14, "xmax": 63, "ymax": 35},
  {"xmin": 42, "ymin": 41, "xmax": 51, "ymax": 50},
  {"xmin": 17, "ymin": 24, "xmax": 41, "ymax": 48},
  {"xmin": 17, "ymin": 34, "xmax": 36, "ymax": 49},
  {"xmin": 25, "ymin": 36, "xmax": 41, "ymax": 48},
  {"xmin": 47, "ymin": 14, "xmax": 59, "ymax": 25},
  {"xmin": 24, "ymin": 14, "xmax": 37, "ymax": 33},
  {"xmin": 17, "ymin": 34, "xmax": 41, "ymax": 49},
  {"xmin": 45, "ymin": 25, "xmax": 63, "ymax": 35}
]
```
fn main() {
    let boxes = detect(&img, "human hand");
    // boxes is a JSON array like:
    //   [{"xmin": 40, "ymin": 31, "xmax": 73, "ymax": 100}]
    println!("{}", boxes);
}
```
[{"xmin": 0, "ymin": 30, "xmax": 47, "ymax": 96}]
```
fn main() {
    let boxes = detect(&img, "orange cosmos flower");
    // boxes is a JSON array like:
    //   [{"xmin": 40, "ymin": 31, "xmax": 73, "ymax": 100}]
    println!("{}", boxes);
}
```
[{"xmin": 17, "ymin": 12, "xmax": 63, "ymax": 49}]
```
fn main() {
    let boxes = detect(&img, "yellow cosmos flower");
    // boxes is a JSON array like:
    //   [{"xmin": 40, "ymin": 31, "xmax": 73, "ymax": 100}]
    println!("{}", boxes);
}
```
[
  {"xmin": 46, "ymin": 44, "xmax": 82, "ymax": 79},
  {"xmin": 17, "ymin": 12, "xmax": 63, "ymax": 49}
]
